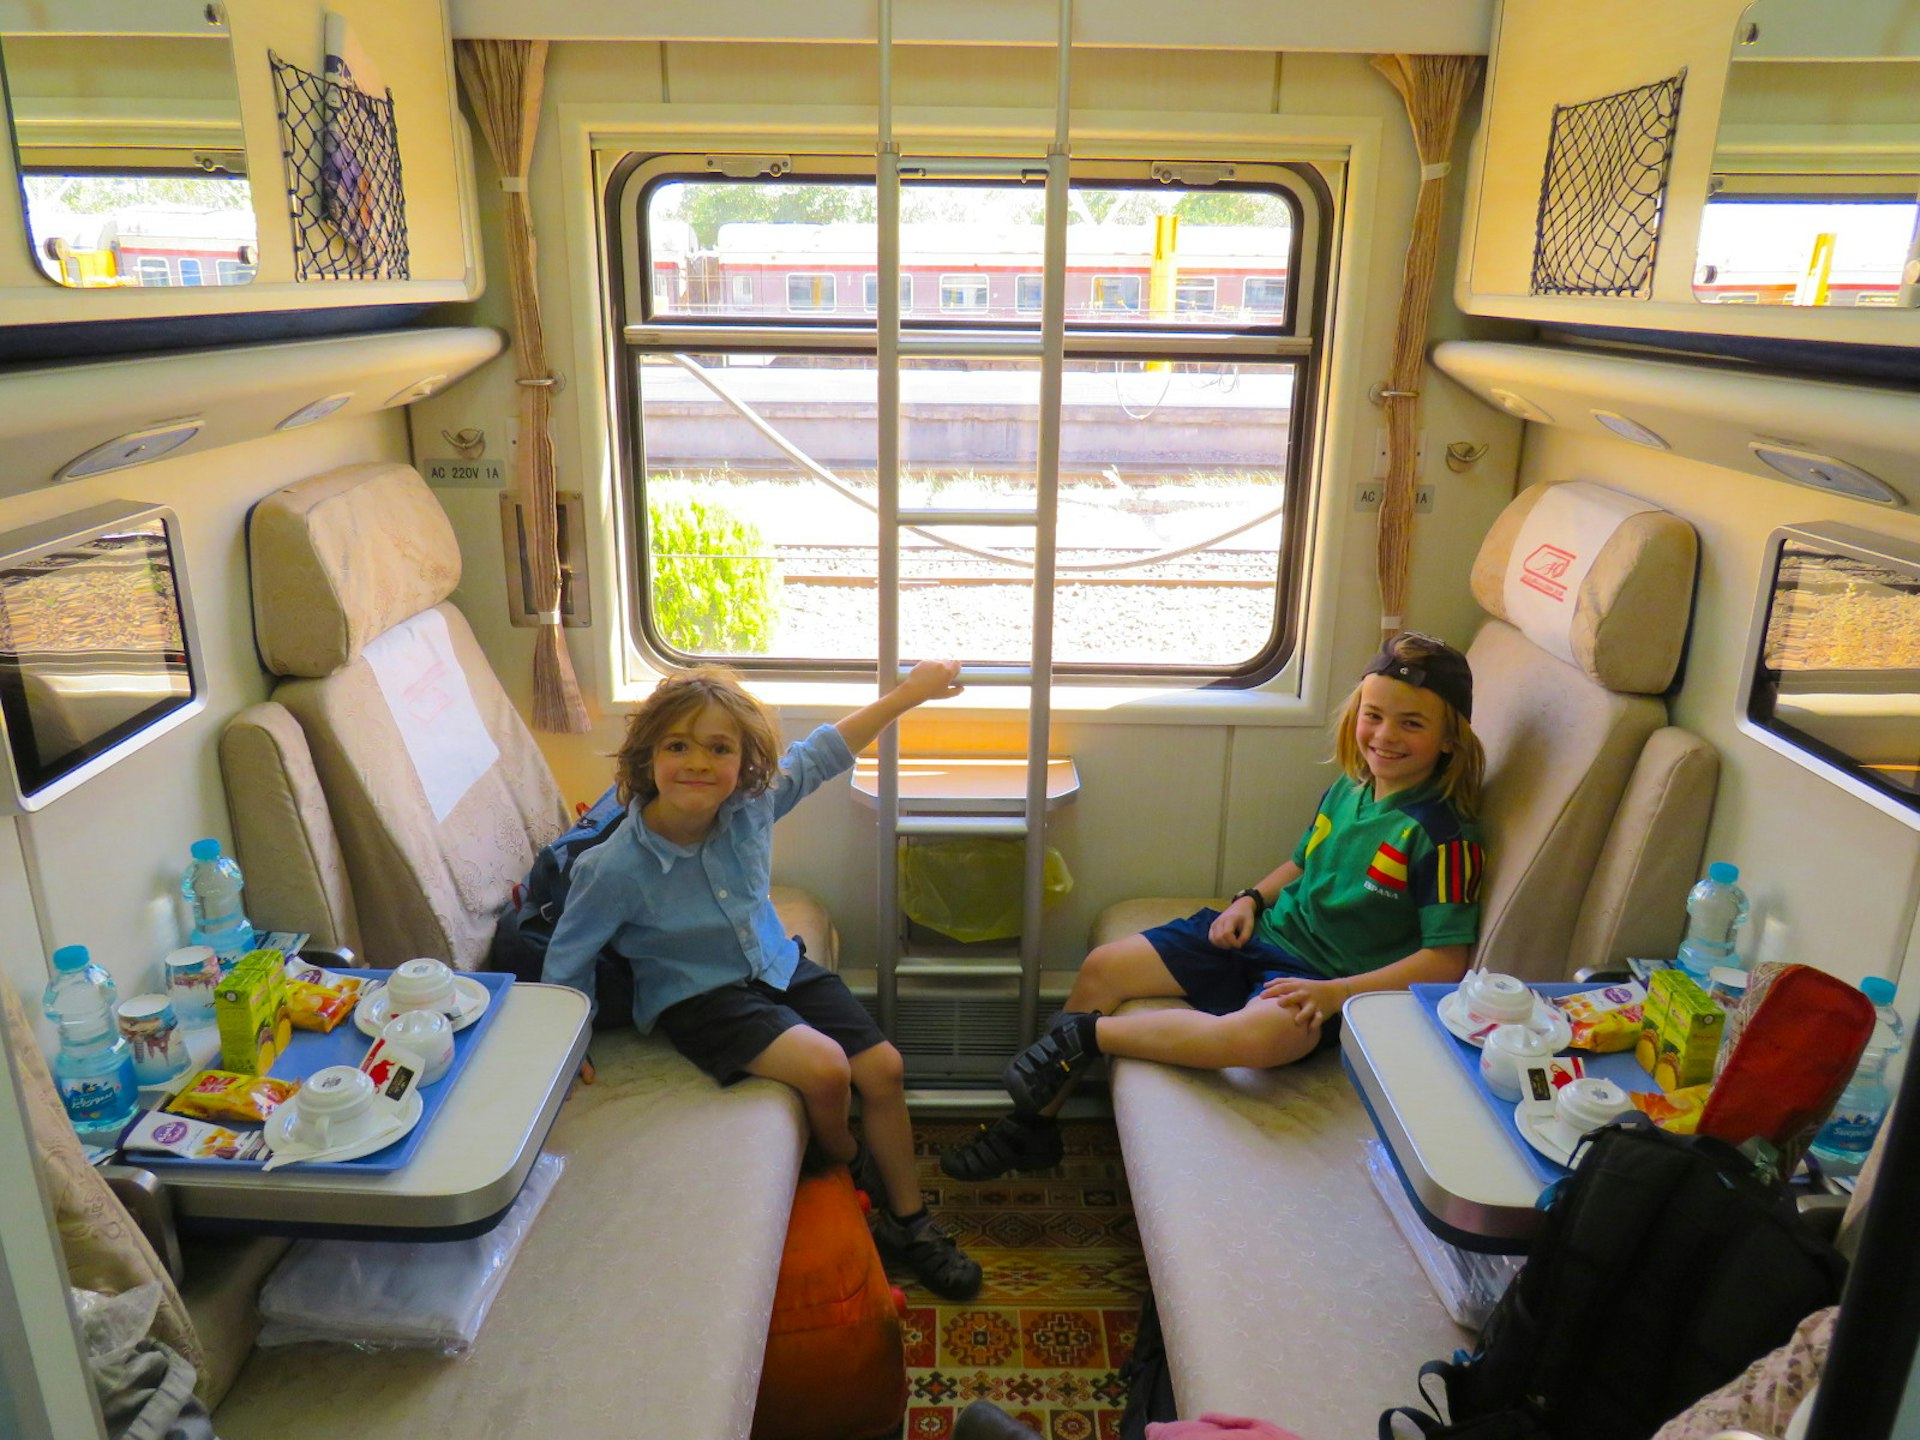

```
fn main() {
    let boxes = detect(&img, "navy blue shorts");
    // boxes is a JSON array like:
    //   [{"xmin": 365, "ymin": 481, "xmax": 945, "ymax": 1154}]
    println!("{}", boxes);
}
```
[
  {"xmin": 656, "ymin": 955, "xmax": 887, "ymax": 1085},
  {"xmin": 1140, "ymin": 908, "xmax": 1342, "ymax": 1051}
]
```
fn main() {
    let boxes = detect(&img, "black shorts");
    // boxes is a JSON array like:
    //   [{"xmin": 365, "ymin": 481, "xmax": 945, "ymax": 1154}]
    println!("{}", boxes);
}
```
[
  {"xmin": 1141, "ymin": 908, "xmax": 1342, "ymax": 1052},
  {"xmin": 655, "ymin": 956, "xmax": 887, "ymax": 1085}
]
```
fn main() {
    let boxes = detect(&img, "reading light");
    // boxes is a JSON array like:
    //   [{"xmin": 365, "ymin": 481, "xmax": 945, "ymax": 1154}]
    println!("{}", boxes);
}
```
[
  {"xmin": 1488, "ymin": 388, "xmax": 1554, "ymax": 424},
  {"xmin": 1749, "ymin": 441, "xmax": 1902, "ymax": 505},
  {"xmin": 1591, "ymin": 409, "xmax": 1669, "ymax": 450},
  {"xmin": 54, "ymin": 419, "xmax": 203, "ymax": 482},
  {"xmin": 276, "ymin": 393, "xmax": 355, "ymax": 430},
  {"xmin": 385, "ymin": 374, "xmax": 448, "ymax": 407}
]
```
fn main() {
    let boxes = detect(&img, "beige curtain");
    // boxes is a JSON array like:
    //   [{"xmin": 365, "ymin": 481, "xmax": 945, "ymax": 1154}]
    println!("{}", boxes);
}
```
[
  {"xmin": 1369, "ymin": 54, "xmax": 1483, "ymax": 641},
  {"xmin": 455, "ymin": 39, "xmax": 591, "ymax": 733}
]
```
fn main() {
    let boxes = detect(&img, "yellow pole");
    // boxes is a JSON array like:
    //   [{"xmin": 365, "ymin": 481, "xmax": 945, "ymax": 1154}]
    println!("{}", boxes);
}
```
[
  {"xmin": 1146, "ymin": 213, "xmax": 1178, "ymax": 370},
  {"xmin": 1793, "ymin": 232, "xmax": 1835, "ymax": 306}
]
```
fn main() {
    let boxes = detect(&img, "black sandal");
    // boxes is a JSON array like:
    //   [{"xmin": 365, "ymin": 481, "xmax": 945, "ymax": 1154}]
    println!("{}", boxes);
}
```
[
  {"xmin": 1001, "ymin": 1013, "xmax": 1099, "ymax": 1112},
  {"xmin": 940, "ymin": 1114, "xmax": 1065, "ymax": 1181}
]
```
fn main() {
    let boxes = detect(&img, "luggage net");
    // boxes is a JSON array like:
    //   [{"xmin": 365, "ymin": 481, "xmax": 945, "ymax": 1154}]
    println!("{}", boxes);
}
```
[
  {"xmin": 1531, "ymin": 71, "xmax": 1685, "ymax": 299},
  {"xmin": 270, "ymin": 52, "xmax": 411, "ymax": 281}
]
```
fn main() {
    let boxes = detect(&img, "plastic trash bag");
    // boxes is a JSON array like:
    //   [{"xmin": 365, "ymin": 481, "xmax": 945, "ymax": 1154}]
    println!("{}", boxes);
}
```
[
  {"xmin": 898, "ymin": 838, "xmax": 1072, "ymax": 944},
  {"xmin": 254, "ymin": 1150, "xmax": 564, "ymax": 1354},
  {"xmin": 1363, "ymin": 1139, "xmax": 1521, "ymax": 1330}
]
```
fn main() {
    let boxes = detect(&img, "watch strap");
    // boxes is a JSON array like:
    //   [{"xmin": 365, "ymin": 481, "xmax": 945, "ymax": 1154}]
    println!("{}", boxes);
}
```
[{"xmin": 1232, "ymin": 886, "xmax": 1267, "ymax": 916}]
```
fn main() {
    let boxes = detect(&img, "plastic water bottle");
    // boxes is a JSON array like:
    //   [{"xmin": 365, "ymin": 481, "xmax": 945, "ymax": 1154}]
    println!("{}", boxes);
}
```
[
  {"xmin": 181, "ymin": 838, "xmax": 253, "ymax": 966},
  {"xmin": 1675, "ymin": 862, "xmax": 1750, "ymax": 981},
  {"xmin": 40, "ymin": 945, "xmax": 138, "ymax": 1143},
  {"xmin": 1809, "ymin": 977, "xmax": 1904, "ymax": 1177}
]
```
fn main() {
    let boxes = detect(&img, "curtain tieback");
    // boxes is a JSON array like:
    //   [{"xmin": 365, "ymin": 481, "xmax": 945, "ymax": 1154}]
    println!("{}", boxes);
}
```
[{"xmin": 516, "ymin": 374, "xmax": 565, "ymax": 392}]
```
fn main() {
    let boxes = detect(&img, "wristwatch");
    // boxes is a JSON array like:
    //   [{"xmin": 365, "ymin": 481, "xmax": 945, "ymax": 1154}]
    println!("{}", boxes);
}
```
[{"xmin": 1232, "ymin": 886, "xmax": 1267, "ymax": 916}]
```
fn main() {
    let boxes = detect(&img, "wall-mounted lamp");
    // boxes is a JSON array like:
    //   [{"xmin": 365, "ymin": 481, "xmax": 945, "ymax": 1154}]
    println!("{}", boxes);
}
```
[
  {"xmin": 386, "ymin": 375, "xmax": 448, "ymax": 407},
  {"xmin": 276, "ymin": 393, "xmax": 354, "ymax": 431},
  {"xmin": 1750, "ymin": 441, "xmax": 1901, "ymax": 505},
  {"xmin": 1488, "ymin": 388, "xmax": 1554, "ymax": 424},
  {"xmin": 1591, "ymin": 409, "xmax": 1669, "ymax": 450},
  {"xmin": 54, "ymin": 419, "xmax": 203, "ymax": 482}
]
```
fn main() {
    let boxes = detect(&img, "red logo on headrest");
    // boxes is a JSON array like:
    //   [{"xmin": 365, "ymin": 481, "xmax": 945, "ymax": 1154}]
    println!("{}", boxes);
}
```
[{"xmin": 1521, "ymin": 544, "xmax": 1576, "ymax": 602}]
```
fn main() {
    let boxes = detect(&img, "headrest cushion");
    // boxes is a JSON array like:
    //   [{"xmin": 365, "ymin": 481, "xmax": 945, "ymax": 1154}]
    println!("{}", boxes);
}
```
[
  {"xmin": 250, "ymin": 462, "xmax": 462, "ymax": 678},
  {"xmin": 1470, "ymin": 481, "xmax": 1696, "ymax": 694}
]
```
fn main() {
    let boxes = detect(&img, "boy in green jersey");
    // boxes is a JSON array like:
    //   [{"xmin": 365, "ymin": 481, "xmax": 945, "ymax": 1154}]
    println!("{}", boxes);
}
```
[{"xmin": 946, "ymin": 632, "xmax": 1488, "ymax": 1181}]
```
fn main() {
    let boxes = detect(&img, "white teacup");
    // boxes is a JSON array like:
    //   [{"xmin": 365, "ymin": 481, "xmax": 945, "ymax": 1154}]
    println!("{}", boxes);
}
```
[
  {"xmin": 1554, "ymin": 1077, "xmax": 1633, "ymax": 1138},
  {"xmin": 381, "ymin": 1010, "xmax": 454, "ymax": 1085},
  {"xmin": 1480, "ymin": 1023, "xmax": 1556, "ymax": 1102},
  {"xmin": 387, "ymin": 957, "xmax": 457, "ymax": 1014},
  {"xmin": 1461, "ymin": 970, "xmax": 1535, "ymax": 1027},
  {"xmin": 287, "ymin": 1065, "xmax": 379, "ymax": 1150}
]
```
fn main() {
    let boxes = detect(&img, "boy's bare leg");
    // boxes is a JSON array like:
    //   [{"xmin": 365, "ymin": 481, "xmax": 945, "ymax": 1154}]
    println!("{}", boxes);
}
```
[
  {"xmin": 1031, "ymin": 933, "xmax": 1187, "ymax": 1117},
  {"xmin": 746, "ymin": 1024, "xmax": 856, "ymax": 1161},
  {"xmin": 849, "ymin": 1041, "xmax": 922, "ymax": 1217},
  {"xmin": 1091, "ymin": 997, "xmax": 1323, "ymax": 1071}
]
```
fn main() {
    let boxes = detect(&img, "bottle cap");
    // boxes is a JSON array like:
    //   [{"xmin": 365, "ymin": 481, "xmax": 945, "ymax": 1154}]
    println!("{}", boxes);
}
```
[
  {"xmin": 52, "ymin": 944, "xmax": 90, "ymax": 971},
  {"xmin": 1707, "ymin": 861, "xmax": 1739, "ymax": 884},
  {"xmin": 1862, "ymin": 976, "xmax": 1896, "ymax": 1006},
  {"xmin": 191, "ymin": 838, "xmax": 221, "ymax": 862}
]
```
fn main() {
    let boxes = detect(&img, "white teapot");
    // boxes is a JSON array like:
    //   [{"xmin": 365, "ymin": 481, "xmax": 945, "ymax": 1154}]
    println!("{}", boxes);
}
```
[{"xmin": 1480, "ymin": 1022, "xmax": 1556, "ymax": 1102}]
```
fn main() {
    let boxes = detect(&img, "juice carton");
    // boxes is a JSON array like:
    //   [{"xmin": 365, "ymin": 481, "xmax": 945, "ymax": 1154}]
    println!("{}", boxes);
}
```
[
  {"xmin": 214, "ymin": 949, "xmax": 292, "ymax": 1074},
  {"xmin": 1634, "ymin": 968, "xmax": 1725, "ymax": 1091}
]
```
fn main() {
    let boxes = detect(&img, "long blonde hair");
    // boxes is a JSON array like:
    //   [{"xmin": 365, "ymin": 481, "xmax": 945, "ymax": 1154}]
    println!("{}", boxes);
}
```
[
  {"xmin": 613, "ymin": 666, "xmax": 783, "ymax": 807},
  {"xmin": 1333, "ymin": 635, "xmax": 1485, "ymax": 817}
]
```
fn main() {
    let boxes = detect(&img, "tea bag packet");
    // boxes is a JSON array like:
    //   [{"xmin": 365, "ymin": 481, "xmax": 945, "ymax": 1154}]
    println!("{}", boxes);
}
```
[{"xmin": 358, "ymin": 1036, "xmax": 426, "ymax": 1106}]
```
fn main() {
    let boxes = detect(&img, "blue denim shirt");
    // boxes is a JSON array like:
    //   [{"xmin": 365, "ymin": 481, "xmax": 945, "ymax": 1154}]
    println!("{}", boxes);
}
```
[{"xmin": 539, "ymin": 724, "xmax": 854, "ymax": 1031}]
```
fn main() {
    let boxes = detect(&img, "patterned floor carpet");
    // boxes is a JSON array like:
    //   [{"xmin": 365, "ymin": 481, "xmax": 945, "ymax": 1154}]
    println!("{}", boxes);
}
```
[{"xmin": 884, "ymin": 1118, "xmax": 1147, "ymax": 1440}]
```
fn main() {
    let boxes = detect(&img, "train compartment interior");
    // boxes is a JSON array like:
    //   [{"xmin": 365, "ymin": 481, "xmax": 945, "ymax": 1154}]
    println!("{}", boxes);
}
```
[{"xmin": 1, "ymin": 1, "xmax": 1918, "ymax": 1438}]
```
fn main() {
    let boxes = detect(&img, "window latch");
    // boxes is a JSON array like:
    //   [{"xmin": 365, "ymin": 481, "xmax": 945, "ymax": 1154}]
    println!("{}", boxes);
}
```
[
  {"xmin": 706, "ymin": 154, "xmax": 792, "ymax": 179},
  {"xmin": 1150, "ymin": 162, "xmax": 1236, "ymax": 186}
]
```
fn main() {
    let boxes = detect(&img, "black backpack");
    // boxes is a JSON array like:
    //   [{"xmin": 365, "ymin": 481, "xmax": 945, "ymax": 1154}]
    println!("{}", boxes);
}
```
[
  {"xmin": 490, "ymin": 785, "xmax": 636, "ymax": 1029},
  {"xmin": 1381, "ymin": 1114, "xmax": 1846, "ymax": 1440}
]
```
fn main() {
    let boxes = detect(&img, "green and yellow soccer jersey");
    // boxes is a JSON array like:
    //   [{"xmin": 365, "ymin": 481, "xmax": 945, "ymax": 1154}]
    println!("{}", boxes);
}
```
[{"xmin": 1256, "ymin": 775, "xmax": 1486, "ymax": 979}]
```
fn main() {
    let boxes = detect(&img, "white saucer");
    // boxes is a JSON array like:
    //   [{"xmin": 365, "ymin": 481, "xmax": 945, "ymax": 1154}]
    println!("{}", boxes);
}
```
[
  {"xmin": 1513, "ymin": 1107, "xmax": 1586, "ymax": 1168},
  {"xmin": 354, "ymin": 974, "xmax": 491, "ymax": 1037},
  {"xmin": 1437, "ymin": 989, "xmax": 1573, "ymax": 1052},
  {"xmin": 264, "ymin": 1087, "xmax": 423, "ymax": 1165}
]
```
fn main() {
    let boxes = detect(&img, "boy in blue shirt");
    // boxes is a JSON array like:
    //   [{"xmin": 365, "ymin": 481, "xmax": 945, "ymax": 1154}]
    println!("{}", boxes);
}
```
[{"xmin": 543, "ymin": 660, "xmax": 981, "ymax": 1298}]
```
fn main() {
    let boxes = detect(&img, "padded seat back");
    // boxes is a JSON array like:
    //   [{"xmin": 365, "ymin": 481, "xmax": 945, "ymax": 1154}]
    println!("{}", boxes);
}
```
[
  {"xmin": 223, "ymin": 463, "xmax": 568, "ymax": 968},
  {"xmin": 1466, "ymin": 481, "xmax": 1712, "ymax": 979}
]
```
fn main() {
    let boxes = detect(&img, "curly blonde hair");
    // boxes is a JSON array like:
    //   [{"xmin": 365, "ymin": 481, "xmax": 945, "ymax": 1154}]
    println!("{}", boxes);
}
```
[
  {"xmin": 1332, "ymin": 634, "xmax": 1486, "ymax": 817},
  {"xmin": 613, "ymin": 666, "xmax": 783, "ymax": 807}
]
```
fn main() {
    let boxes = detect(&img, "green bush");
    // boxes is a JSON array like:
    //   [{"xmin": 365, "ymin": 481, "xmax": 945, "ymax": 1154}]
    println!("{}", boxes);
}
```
[{"xmin": 647, "ymin": 486, "xmax": 781, "ymax": 654}]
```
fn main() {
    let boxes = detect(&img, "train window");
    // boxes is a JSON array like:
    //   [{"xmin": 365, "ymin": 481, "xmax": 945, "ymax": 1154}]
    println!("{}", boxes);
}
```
[
  {"xmin": 1692, "ymin": 196, "xmax": 1917, "ymax": 306},
  {"xmin": 131, "ymin": 257, "xmax": 172, "ymax": 286},
  {"xmin": 1174, "ymin": 277, "xmax": 1217, "ymax": 314},
  {"xmin": 1244, "ymin": 276, "xmax": 1287, "ymax": 313},
  {"xmin": 864, "ymin": 273, "xmax": 912, "ymax": 309},
  {"xmin": 177, "ymin": 258, "xmax": 204, "ymax": 286},
  {"xmin": 939, "ymin": 274, "xmax": 988, "ymax": 311},
  {"xmin": 615, "ymin": 159, "xmax": 1328, "ymax": 683},
  {"xmin": 786, "ymin": 273, "xmax": 837, "ymax": 311}
]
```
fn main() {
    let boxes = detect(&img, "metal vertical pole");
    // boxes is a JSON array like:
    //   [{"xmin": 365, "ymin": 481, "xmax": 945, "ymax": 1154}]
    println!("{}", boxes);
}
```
[
  {"xmin": 875, "ymin": 0, "xmax": 903, "ymax": 1035},
  {"xmin": 1018, "ymin": 0, "xmax": 1072, "ymax": 1043}
]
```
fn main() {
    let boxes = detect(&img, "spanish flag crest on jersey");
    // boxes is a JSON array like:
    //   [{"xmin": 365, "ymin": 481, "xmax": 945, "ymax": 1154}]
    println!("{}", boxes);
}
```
[{"xmin": 1365, "ymin": 838, "xmax": 1410, "ymax": 892}]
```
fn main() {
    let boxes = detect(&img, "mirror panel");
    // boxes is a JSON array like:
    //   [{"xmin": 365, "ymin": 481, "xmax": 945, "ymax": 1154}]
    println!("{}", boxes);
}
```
[
  {"xmin": 1694, "ymin": 0, "xmax": 1920, "ymax": 308},
  {"xmin": 0, "ymin": 2, "xmax": 256, "ymax": 288}
]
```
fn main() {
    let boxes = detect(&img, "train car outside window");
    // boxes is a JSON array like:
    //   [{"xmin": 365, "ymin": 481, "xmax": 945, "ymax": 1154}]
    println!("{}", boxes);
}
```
[
  {"xmin": 939, "ymin": 274, "xmax": 988, "ymax": 311},
  {"xmin": 786, "ymin": 273, "xmax": 836, "ymax": 311},
  {"xmin": 132, "ymin": 257, "xmax": 172, "ymax": 286},
  {"xmin": 614, "ymin": 158, "xmax": 1329, "ymax": 682},
  {"xmin": 1090, "ymin": 275, "xmax": 1142, "ymax": 312}
]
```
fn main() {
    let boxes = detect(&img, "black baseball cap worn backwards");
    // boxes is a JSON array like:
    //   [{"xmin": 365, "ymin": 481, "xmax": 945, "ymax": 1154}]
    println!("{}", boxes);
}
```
[{"xmin": 1362, "ymin": 633, "xmax": 1474, "ymax": 721}]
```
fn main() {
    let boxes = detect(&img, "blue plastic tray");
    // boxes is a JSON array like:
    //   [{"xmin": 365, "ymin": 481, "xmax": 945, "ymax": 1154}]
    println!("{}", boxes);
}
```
[
  {"xmin": 1410, "ymin": 980, "xmax": 1658, "ymax": 1184},
  {"xmin": 131, "ymin": 968, "xmax": 513, "ymax": 1175}
]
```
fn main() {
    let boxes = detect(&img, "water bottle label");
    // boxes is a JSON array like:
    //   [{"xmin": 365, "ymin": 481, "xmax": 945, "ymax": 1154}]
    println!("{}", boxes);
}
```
[
  {"xmin": 58, "ymin": 1072, "xmax": 131, "ymax": 1125},
  {"xmin": 1817, "ymin": 1111, "xmax": 1880, "ymax": 1155}
]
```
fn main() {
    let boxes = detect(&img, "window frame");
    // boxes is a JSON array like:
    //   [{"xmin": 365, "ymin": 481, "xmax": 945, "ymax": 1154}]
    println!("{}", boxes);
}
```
[
  {"xmin": 938, "ymin": 273, "xmax": 989, "ymax": 312},
  {"xmin": 608, "ymin": 154, "xmax": 1332, "ymax": 688},
  {"xmin": 862, "ymin": 271, "xmax": 912, "ymax": 310},
  {"xmin": 1243, "ymin": 275, "xmax": 1287, "ymax": 314},
  {"xmin": 1089, "ymin": 274, "xmax": 1143, "ymax": 313}
]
